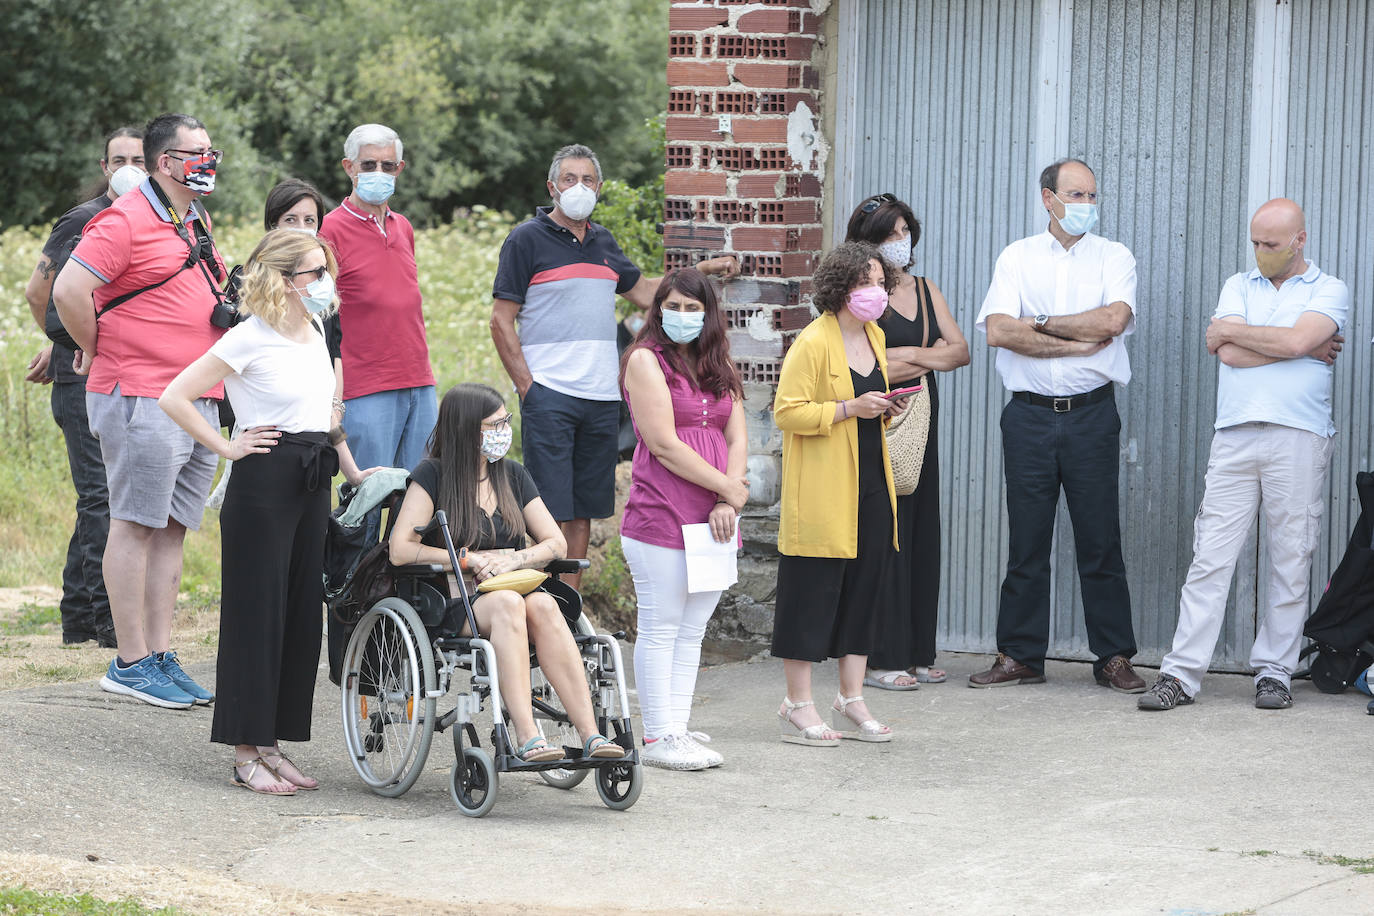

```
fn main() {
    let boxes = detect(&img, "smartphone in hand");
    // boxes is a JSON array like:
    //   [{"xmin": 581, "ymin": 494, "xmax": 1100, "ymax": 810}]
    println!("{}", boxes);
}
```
[{"xmin": 884, "ymin": 384, "xmax": 924, "ymax": 400}]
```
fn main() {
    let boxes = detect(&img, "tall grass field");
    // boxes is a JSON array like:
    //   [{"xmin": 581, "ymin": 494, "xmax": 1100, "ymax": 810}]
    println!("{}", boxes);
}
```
[{"xmin": 0, "ymin": 208, "xmax": 519, "ymax": 598}]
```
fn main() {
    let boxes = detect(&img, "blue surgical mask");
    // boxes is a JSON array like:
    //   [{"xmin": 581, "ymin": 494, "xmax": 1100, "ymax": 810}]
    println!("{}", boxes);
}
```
[
  {"xmin": 662, "ymin": 309, "xmax": 705, "ymax": 344},
  {"xmin": 356, "ymin": 171, "xmax": 395, "ymax": 205},
  {"xmin": 1053, "ymin": 192, "xmax": 1098, "ymax": 236},
  {"xmin": 292, "ymin": 273, "xmax": 335, "ymax": 315}
]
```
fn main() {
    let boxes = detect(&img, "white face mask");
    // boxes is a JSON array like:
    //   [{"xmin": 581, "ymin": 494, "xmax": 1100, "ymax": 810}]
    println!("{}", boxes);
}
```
[
  {"xmin": 878, "ymin": 237, "xmax": 911, "ymax": 268},
  {"xmin": 108, "ymin": 165, "xmax": 148, "ymax": 198},
  {"xmin": 555, "ymin": 182, "xmax": 597, "ymax": 221},
  {"xmin": 481, "ymin": 426, "xmax": 513, "ymax": 462}
]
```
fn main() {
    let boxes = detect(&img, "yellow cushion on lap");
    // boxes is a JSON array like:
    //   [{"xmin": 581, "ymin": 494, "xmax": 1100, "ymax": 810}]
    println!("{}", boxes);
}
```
[{"xmin": 475, "ymin": 569, "xmax": 549, "ymax": 595}]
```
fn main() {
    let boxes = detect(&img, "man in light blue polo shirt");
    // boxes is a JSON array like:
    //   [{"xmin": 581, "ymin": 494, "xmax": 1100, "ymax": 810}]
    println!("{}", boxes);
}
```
[{"xmin": 1140, "ymin": 198, "xmax": 1348, "ymax": 712}]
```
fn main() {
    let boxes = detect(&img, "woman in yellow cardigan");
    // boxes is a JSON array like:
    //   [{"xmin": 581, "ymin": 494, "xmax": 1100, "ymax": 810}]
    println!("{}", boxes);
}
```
[{"xmin": 772, "ymin": 242, "xmax": 908, "ymax": 746}]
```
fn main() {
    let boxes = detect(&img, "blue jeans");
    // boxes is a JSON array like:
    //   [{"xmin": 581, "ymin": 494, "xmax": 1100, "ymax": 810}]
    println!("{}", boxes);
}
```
[{"xmin": 344, "ymin": 386, "xmax": 438, "ymax": 473}]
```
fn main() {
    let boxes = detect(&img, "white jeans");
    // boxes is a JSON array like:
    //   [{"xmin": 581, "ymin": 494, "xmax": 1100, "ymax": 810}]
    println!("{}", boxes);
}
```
[
  {"xmin": 1160, "ymin": 423, "xmax": 1334, "ymax": 695},
  {"xmin": 621, "ymin": 535, "xmax": 723, "ymax": 739}
]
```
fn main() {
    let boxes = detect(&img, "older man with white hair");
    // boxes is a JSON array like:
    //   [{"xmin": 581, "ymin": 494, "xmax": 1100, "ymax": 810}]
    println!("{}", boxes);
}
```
[{"xmin": 319, "ymin": 123, "xmax": 436, "ymax": 474}]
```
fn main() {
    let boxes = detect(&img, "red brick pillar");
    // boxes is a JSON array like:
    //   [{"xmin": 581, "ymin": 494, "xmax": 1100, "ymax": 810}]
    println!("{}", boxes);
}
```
[{"xmin": 665, "ymin": 0, "xmax": 827, "ymax": 526}]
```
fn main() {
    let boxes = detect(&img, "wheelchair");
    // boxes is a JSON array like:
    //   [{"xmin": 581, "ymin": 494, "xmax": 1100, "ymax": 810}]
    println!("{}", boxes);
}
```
[{"xmin": 333, "ymin": 500, "xmax": 642, "ymax": 817}]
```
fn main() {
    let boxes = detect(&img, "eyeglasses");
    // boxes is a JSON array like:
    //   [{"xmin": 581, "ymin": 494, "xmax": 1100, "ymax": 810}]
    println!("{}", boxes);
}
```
[
  {"xmin": 288, "ymin": 266, "xmax": 328, "ymax": 282},
  {"xmin": 859, "ymin": 193, "xmax": 897, "ymax": 214},
  {"xmin": 1055, "ymin": 189, "xmax": 1100, "ymax": 203},
  {"xmin": 356, "ymin": 159, "xmax": 401, "ymax": 173},
  {"xmin": 482, "ymin": 415, "xmax": 513, "ymax": 431},
  {"xmin": 165, "ymin": 148, "xmax": 224, "ymax": 164}
]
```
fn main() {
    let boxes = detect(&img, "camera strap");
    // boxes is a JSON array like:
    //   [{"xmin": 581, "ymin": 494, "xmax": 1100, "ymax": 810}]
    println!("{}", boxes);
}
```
[{"xmin": 97, "ymin": 183, "xmax": 223, "ymax": 319}]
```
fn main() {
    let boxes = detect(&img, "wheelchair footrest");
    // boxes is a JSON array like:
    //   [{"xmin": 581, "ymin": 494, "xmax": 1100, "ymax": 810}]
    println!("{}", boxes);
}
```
[{"xmin": 497, "ymin": 749, "xmax": 639, "ymax": 773}]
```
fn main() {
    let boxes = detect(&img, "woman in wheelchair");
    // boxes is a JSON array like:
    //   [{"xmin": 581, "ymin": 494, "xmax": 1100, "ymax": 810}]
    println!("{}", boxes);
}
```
[{"xmin": 389, "ymin": 383, "xmax": 627, "ymax": 763}]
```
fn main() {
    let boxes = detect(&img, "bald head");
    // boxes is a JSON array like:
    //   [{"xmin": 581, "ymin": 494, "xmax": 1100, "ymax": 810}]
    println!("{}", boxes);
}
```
[
  {"xmin": 1252, "ymin": 198, "xmax": 1305, "ymax": 237},
  {"xmin": 1250, "ymin": 198, "xmax": 1307, "ymax": 281}
]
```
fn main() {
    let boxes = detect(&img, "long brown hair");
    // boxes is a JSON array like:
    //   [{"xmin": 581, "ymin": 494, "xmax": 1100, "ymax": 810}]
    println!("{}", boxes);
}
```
[
  {"xmin": 427, "ymin": 384, "xmax": 527, "ymax": 549},
  {"xmin": 618, "ymin": 268, "xmax": 742, "ymax": 398}
]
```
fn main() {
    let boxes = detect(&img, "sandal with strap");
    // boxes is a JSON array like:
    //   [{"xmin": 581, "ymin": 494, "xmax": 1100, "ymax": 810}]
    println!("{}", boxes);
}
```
[
  {"xmin": 910, "ymin": 666, "xmax": 947, "ymax": 684},
  {"xmin": 863, "ymin": 669, "xmax": 921, "ymax": 691},
  {"xmin": 261, "ymin": 750, "xmax": 319, "ymax": 790},
  {"xmin": 584, "ymin": 734, "xmax": 627, "ymax": 759},
  {"xmin": 831, "ymin": 694, "xmax": 893, "ymax": 743},
  {"xmin": 778, "ymin": 697, "xmax": 840, "ymax": 746},
  {"xmin": 231, "ymin": 757, "xmax": 297, "ymax": 796},
  {"xmin": 519, "ymin": 735, "xmax": 564, "ymax": 762}
]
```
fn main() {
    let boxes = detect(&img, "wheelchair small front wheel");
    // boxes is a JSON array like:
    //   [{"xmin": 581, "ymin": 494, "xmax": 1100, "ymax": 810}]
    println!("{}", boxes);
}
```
[
  {"xmin": 450, "ymin": 746, "xmax": 498, "ymax": 817},
  {"xmin": 594, "ymin": 760, "xmax": 642, "ymax": 811}
]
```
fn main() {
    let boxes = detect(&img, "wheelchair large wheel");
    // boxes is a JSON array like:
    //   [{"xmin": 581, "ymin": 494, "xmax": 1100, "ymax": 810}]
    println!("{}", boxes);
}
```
[
  {"xmin": 450, "ymin": 746, "xmax": 498, "ymax": 817},
  {"xmin": 594, "ymin": 759, "xmax": 643, "ymax": 811},
  {"xmin": 340, "ymin": 598, "xmax": 437, "ymax": 797}
]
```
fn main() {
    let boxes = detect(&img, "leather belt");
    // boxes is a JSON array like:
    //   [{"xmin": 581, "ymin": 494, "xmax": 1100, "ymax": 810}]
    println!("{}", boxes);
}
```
[{"xmin": 1012, "ymin": 382, "xmax": 1113, "ymax": 413}]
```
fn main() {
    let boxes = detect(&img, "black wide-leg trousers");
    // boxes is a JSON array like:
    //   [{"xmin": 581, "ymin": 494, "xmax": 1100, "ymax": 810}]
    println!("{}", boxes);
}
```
[
  {"xmin": 210, "ymin": 435, "xmax": 333, "ymax": 746},
  {"xmin": 995, "ymin": 393, "xmax": 1136, "ymax": 676}
]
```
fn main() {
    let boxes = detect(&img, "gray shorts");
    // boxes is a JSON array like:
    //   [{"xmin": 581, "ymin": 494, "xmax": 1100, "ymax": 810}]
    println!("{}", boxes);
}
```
[{"xmin": 87, "ymin": 386, "xmax": 220, "ymax": 530}]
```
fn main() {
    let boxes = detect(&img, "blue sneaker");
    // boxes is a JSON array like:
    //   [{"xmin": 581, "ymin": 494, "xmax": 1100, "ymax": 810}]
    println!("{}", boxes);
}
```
[
  {"xmin": 156, "ymin": 650, "xmax": 214, "ymax": 705},
  {"xmin": 99, "ymin": 656, "xmax": 194, "ymax": 709}
]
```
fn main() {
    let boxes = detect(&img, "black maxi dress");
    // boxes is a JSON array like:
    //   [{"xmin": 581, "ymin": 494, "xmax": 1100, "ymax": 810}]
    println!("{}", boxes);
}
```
[{"xmin": 870, "ymin": 277, "xmax": 942, "ymax": 670}]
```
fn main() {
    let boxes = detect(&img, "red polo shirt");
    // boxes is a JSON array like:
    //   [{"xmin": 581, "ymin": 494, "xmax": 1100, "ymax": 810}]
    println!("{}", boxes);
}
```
[
  {"xmin": 319, "ymin": 200, "xmax": 434, "ymax": 399},
  {"xmin": 69, "ymin": 180, "xmax": 225, "ymax": 399}
]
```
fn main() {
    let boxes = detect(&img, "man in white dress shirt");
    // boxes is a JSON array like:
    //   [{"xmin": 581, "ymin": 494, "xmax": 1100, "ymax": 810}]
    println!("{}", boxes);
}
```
[
  {"xmin": 1139, "ymin": 198, "xmax": 1348, "ymax": 712},
  {"xmin": 970, "ymin": 158, "xmax": 1145, "ymax": 692}
]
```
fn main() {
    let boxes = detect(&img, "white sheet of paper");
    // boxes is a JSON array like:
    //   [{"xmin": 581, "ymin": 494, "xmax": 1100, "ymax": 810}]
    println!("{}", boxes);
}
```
[{"xmin": 681, "ymin": 522, "xmax": 739, "ymax": 594}]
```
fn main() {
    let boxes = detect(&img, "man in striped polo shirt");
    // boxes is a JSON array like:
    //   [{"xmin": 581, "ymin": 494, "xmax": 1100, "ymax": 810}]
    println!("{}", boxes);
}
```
[{"xmin": 491, "ymin": 144, "xmax": 736, "ymax": 587}]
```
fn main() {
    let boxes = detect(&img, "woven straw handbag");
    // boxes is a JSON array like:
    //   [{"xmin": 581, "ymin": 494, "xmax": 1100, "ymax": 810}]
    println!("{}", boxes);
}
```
[{"xmin": 883, "ymin": 277, "xmax": 934, "ymax": 496}]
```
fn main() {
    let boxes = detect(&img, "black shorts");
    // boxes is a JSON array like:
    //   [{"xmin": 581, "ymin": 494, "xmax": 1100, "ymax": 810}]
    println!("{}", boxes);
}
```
[{"xmin": 519, "ymin": 381, "xmax": 619, "ymax": 521}]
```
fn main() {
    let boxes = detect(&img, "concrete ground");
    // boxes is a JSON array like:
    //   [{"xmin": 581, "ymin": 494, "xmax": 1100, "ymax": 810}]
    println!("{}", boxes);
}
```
[{"xmin": 3, "ymin": 649, "xmax": 1373, "ymax": 915}]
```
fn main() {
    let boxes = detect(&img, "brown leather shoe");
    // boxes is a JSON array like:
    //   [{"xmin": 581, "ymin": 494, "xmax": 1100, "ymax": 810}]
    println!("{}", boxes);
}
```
[
  {"xmin": 968, "ymin": 653, "xmax": 1045, "ymax": 688},
  {"xmin": 1096, "ymin": 655, "xmax": 1146, "ymax": 693}
]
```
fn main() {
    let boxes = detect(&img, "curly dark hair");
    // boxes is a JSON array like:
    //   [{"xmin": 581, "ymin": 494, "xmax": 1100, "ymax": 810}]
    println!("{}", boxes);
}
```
[{"xmin": 811, "ymin": 241, "xmax": 894, "ymax": 314}]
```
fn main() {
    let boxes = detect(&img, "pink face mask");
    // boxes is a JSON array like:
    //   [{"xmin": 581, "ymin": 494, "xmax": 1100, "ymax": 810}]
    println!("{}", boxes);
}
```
[{"xmin": 845, "ymin": 285, "xmax": 888, "ymax": 322}]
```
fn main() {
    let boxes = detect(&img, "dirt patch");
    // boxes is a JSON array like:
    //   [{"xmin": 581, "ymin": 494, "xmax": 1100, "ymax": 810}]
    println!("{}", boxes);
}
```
[
  {"xmin": 0, "ymin": 587, "xmax": 220, "ymax": 693},
  {"xmin": 0, "ymin": 851, "xmax": 562, "ymax": 915}
]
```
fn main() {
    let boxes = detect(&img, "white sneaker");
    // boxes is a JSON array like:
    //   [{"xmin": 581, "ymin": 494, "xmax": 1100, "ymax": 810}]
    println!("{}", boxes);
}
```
[
  {"xmin": 685, "ymin": 731, "xmax": 724, "ymax": 768},
  {"xmin": 640, "ymin": 733, "xmax": 710, "ymax": 771}
]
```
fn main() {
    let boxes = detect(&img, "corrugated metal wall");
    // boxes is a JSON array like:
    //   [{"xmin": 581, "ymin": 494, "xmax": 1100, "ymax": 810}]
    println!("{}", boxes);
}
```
[
  {"xmin": 1287, "ymin": 0, "xmax": 1374, "ymax": 646},
  {"xmin": 840, "ymin": 0, "xmax": 1371, "ymax": 668},
  {"xmin": 846, "ymin": 0, "xmax": 1046, "ymax": 656}
]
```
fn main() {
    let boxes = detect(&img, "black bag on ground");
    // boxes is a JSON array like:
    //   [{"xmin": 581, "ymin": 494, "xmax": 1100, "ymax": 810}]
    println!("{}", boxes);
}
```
[{"xmin": 1300, "ymin": 471, "xmax": 1374, "ymax": 693}]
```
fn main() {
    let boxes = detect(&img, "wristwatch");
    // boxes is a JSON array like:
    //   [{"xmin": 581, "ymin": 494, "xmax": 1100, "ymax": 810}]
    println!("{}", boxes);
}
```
[{"xmin": 1033, "ymin": 314, "xmax": 1049, "ymax": 330}]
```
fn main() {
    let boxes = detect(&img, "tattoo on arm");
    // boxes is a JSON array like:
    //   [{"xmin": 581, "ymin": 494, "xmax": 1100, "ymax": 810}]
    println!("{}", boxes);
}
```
[{"xmin": 38, "ymin": 257, "xmax": 57, "ymax": 280}]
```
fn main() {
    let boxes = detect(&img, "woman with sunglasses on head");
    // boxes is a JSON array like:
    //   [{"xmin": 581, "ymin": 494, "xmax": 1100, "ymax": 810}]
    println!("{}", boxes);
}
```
[
  {"xmin": 771, "ymin": 242, "xmax": 908, "ymax": 746},
  {"xmin": 619, "ymin": 268, "xmax": 747, "ymax": 771},
  {"xmin": 388, "ymin": 383, "xmax": 629, "ymax": 763},
  {"xmin": 845, "ymin": 194, "xmax": 969, "ymax": 691},
  {"xmin": 160, "ymin": 229, "xmax": 375, "ymax": 795}
]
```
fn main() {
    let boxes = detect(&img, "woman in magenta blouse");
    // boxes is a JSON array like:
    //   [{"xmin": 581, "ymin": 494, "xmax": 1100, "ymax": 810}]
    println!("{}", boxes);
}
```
[{"xmin": 620, "ymin": 268, "xmax": 748, "ymax": 772}]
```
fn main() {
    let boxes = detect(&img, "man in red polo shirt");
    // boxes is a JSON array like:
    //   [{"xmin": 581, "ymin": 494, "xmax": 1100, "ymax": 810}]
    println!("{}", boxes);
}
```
[
  {"xmin": 54, "ymin": 113, "xmax": 227, "ymax": 710},
  {"xmin": 319, "ymin": 123, "xmax": 436, "ymax": 475}
]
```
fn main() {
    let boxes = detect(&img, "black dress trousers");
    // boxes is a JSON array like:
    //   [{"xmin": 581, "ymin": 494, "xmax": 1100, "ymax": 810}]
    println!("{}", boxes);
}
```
[
  {"xmin": 995, "ymin": 392, "xmax": 1136, "ymax": 676},
  {"xmin": 210, "ymin": 434, "xmax": 334, "ymax": 746}
]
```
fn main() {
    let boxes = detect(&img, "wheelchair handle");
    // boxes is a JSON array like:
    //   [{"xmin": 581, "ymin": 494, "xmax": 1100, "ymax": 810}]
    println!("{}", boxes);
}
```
[
  {"xmin": 545, "ymin": 559, "xmax": 590, "ymax": 575},
  {"xmin": 416, "ymin": 512, "xmax": 468, "ymax": 569}
]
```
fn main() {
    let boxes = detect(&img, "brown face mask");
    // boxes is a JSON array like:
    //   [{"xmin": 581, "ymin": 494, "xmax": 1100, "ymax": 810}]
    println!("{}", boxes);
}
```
[{"xmin": 1255, "ymin": 233, "xmax": 1299, "ymax": 278}]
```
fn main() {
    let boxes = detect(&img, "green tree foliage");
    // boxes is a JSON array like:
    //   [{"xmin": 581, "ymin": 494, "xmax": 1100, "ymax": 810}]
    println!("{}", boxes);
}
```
[{"xmin": 0, "ymin": 0, "xmax": 667, "ymax": 229}]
